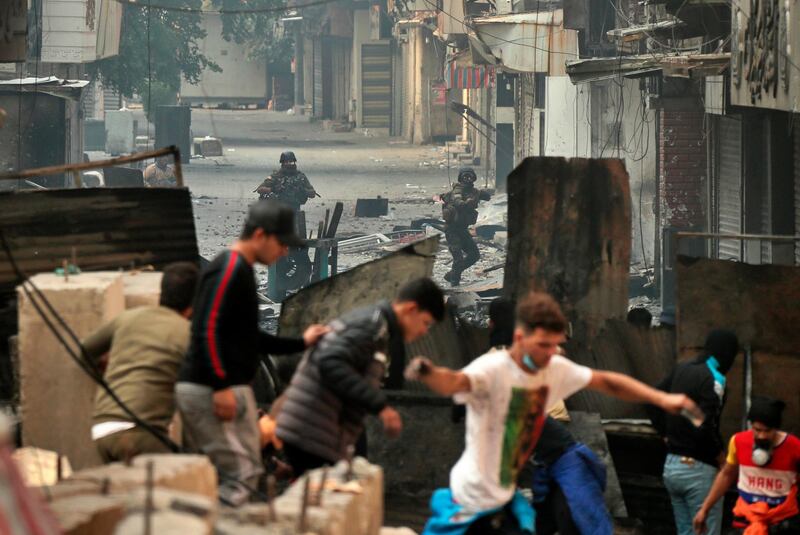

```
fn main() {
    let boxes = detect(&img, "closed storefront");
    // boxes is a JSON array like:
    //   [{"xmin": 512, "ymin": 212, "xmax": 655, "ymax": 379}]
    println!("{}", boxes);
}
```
[
  {"xmin": 713, "ymin": 115, "xmax": 743, "ymax": 260},
  {"xmin": 795, "ymin": 125, "xmax": 800, "ymax": 264},
  {"xmin": 362, "ymin": 42, "xmax": 392, "ymax": 128}
]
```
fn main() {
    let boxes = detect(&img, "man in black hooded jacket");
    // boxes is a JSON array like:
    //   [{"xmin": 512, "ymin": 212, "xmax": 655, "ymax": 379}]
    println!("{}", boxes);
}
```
[{"xmin": 647, "ymin": 329, "xmax": 739, "ymax": 535}]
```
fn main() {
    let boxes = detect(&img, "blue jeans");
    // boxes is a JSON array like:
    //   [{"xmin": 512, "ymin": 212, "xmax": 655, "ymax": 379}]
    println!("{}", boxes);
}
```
[{"xmin": 663, "ymin": 454, "xmax": 723, "ymax": 535}]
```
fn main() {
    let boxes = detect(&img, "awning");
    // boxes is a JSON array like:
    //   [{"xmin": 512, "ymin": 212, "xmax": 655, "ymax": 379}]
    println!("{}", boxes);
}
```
[
  {"xmin": 606, "ymin": 18, "xmax": 684, "ymax": 42},
  {"xmin": 445, "ymin": 63, "xmax": 496, "ymax": 89},
  {"xmin": 468, "ymin": 9, "xmax": 579, "ymax": 75},
  {"xmin": 0, "ymin": 77, "xmax": 90, "ymax": 100},
  {"xmin": 565, "ymin": 53, "xmax": 730, "ymax": 84}
]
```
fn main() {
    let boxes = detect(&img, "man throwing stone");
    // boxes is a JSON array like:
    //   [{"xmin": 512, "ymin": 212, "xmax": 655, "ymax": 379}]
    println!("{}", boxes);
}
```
[{"xmin": 406, "ymin": 292, "xmax": 701, "ymax": 534}]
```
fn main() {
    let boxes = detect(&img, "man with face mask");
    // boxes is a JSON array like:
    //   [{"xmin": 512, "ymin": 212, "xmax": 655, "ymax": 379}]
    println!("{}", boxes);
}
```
[
  {"xmin": 694, "ymin": 396, "xmax": 800, "ymax": 534},
  {"xmin": 405, "ymin": 292, "xmax": 700, "ymax": 535},
  {"xmin": 175, "ymin": 200, "xmax": 329, "ymax": 506},
  {"xmin": 647, "ymin": 329, "xmax": 740, "ymax": 535},
  {"xmin": 441, "ymin": 167, "xmax": 491, "ymax": 286}
]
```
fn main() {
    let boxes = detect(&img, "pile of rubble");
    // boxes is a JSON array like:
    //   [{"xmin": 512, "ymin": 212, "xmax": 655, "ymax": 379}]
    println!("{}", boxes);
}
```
[{"xmin": 8, "ymin": 447, "xmax": 409, "ymax": 535}]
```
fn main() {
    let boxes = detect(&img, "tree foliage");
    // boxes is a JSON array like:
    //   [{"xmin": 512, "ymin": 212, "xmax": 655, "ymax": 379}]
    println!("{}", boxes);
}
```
[
  {"xmin": 212, "ymin": 0, "xmax": 294, "ymax": 66},
  {"xmin": 90, "ymin": 0, "xmax": 220, "ymax": 100}
]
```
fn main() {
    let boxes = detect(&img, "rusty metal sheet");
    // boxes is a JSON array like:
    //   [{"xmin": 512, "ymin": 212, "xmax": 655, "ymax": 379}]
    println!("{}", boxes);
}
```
[
  {"xmin": 567, "ymin": 321, "xmax": 676, "ymax": 419},
  {"xmin": 676, "ymin": 256, "xmax": 800, "ymax": 437},
  {"xmin": 0, "ymin": 188, "xmax": 199, "ymax": 297},
  {"xmin": 503, "ymin": 157, "xmax": 631, "ymax": 353},
  {"xmin": 676, "ymin": 256, "xmax": 800, "ymax": 356},
  {"xmin": 279, "ymin": 236, "xmax": 489, "ymax": 389},
  {"xmin": 470, "ymin": 9, "xmax": 579, "ymax": 74},
  {"xmin": 279, "ymin": 236, "xmax": 438, "ymax": 336}
]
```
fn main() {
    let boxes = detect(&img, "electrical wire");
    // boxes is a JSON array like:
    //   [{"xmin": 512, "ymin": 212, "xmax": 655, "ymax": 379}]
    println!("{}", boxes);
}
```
[
  {"xmin": 420, "ymin": 0, "xmax": 577, "ymax": 57},
  {"xmin": 115, "ymin": 0, "xmax": 342, "ymax": 15}
]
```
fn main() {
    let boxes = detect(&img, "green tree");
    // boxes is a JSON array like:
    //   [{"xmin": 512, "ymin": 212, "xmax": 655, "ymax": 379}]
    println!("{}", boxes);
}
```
[
  {"xmin": 90, "ymin": 0, "xmax": 220, "ymax": 117},
  {"xmin": 213, "ymin": 0, "xmax": 295, "ymax": 67}
]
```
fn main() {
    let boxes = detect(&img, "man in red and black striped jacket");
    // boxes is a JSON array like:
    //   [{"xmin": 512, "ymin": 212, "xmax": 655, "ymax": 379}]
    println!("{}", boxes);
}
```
[{"xmin": 176, "ymin": 200, "xmax": 328, "ymax": 506}]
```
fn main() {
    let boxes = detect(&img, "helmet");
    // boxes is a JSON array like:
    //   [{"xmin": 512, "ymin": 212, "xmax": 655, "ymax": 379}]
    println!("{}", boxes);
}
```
[
  {"xmin": 457, "ymin": 167, "xmax": 477, "ymax": 183},
  {"xmin": 280, "ymin": 151, "xmax": 297, "ymax": 164}
]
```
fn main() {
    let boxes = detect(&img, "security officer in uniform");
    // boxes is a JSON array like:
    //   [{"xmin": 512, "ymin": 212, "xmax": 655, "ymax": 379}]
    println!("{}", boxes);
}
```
[
  {"xmin": 441, "ymin": 167, "xmax": 491, "ymax": 286},
  {"xmin": 256, "ymin": 151, "xmax": 317, "ymax": 210},
  {"xmin": 254, "ymin": 151, "xmax": 318, "ymax": 299}
]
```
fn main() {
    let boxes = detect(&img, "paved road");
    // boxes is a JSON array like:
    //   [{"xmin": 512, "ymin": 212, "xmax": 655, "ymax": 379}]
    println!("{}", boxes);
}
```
[
  {"xmin": 176, "ymin": 109, "xmax": 457, "ymax": 200},
  {"xmin": 129, "ymin": 108, "xmax": 502, "ymax": 290}
]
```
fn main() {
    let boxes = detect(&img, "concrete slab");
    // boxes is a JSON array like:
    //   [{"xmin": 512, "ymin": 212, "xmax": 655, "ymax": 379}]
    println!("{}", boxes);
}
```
[
  {"xmin": 272, "ymin": 458, "xmax": 383, "ymax": 535},
  {"xmin": 47, "ymin": 458, "xmax": 218, "ymax": 534},
  {"xmin": 113, "ymin": 510, "xmax": 209, "ymax": 535},
  {"xmin": 12, "ymin": 446, "xmax": 73, "ymax": 487},
  {"xmin": 48, "ymin": 494, "xmax": 127, "ymax": 535},
  {"xmin": 18, "ymin": 272, "xmax": 125, "ymax": 469},
  {"xmin": 48, "ymin": 454, "xmax": 217, "ymax": 502},
  {"xmin": 121, "ymin": 271, "xmax": 162, "ymax": 308}
]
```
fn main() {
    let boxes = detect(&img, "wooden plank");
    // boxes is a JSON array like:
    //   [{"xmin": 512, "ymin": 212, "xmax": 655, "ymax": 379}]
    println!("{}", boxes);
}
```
[{"xmin": 325, "ymin": 202, "xmax": 344, "ymax": 239}]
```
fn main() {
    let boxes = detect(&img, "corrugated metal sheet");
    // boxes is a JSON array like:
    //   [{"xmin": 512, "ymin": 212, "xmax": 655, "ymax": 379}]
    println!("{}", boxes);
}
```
[
  {"xmin": 0, "ymin": 188, "xmax": 199, "ymax": 297},
  {"xmin": 566, "ymin": 320, "xmax": 676, "ymax": 419},
  {"xmin": 276, "ymin": 236, "xmax": 488, "ymax": 390},
  {"xmin": 676, "ymin": 256, "xmax": 800, "ymax": 438},
  {"xmin": 470, "ymin": 9, "xmax": 579, "ymax": 74}
]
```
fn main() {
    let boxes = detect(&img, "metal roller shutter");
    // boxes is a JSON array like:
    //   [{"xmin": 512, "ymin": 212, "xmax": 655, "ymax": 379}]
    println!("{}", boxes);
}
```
[
  {"xmin": 795, "ymin": 129, "xmax": 800, "ymax": 264},
  {"xmin": 313, "ymin": 38, "xmax": 323, "ymax": 118},
  {"xmin": 362, "ymin": 42, "xmax": 392, "ymax": 128},
  {"xmin": 718, "ymin": 116, "xmax": 743, "ymax": 260}
]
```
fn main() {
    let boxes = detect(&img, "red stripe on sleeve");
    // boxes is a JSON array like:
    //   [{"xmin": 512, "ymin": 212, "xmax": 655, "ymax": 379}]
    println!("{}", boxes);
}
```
[{"xmin": 206, "ymin": 251, "xmax": 239, "ymax": 379}]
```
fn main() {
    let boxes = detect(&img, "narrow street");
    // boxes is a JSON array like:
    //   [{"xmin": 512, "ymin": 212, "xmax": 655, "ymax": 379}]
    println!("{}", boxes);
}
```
[
  {"xmin": 182, "ymin": 109, "xmax": 503, "ymax": 289},
  {"xmin": 2, "ymin": 0, "xmax": 800, "ymax": 532}
]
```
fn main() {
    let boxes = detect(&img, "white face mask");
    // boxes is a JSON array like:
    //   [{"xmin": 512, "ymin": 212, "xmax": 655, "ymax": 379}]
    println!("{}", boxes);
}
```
[{"xmin": 752, "ymin": 439, "xmax": 773, "ymax": 466}]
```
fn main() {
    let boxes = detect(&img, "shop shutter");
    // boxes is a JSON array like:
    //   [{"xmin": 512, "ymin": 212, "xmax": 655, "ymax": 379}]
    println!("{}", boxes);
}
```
[
  {"xmin": 717, "ymin": 116, "xmax": 743, "ymax": 260},
  {"xmin": 362, "ymin": 42, "xmax": 392, "ymax": 128}
]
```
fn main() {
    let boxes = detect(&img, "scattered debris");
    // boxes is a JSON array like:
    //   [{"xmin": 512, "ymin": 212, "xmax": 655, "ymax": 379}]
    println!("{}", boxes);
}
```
[{"xmin": 355, "ymin": 197, "xmax": 390, "ymax": 217}]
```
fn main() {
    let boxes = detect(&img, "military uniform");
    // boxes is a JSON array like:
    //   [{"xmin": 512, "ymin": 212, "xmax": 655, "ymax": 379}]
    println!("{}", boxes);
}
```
[
  {"xmin": 257, "ymin": 168, "xmax": 316, "ymax": 211},
  {"xmin": 143, "ymin": 163, "xmax": 176, "ymax": 187},
  {"xmin": 256, "ymin": 162, "xmax": 317, "ymax": 299},
  {"xmin": 442, "ymin": 181, "xmax": 484, "ymax": 285}
]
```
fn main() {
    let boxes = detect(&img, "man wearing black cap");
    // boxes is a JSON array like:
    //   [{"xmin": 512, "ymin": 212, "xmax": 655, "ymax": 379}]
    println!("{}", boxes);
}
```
[
  {"xmin": 694, "ymin": 396, "xmax": 800, "ymax": 534},
  {"xmin": 175, "ymin": 200, "xmax": 329, "ymax": 506},
  {"xmin": 647, "ymin": 329, "xmax": 739, "ymax": 535}
]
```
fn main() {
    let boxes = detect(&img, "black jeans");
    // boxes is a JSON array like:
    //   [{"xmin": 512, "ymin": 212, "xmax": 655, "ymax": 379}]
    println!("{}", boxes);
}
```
[
  {"xmin": 534, "ymin": 484, "xmax": 580, "ymax": 535},
  {"xmin": 464, "ymin": 502, "xmax": 531, "ymax": 535},
  {"xmin": 282, "ymin": 442, "xmax": 329, "ymax": 478}
]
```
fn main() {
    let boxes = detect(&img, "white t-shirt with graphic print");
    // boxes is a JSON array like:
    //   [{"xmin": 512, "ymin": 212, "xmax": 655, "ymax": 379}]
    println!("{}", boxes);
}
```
[{"xmin": 449, "ymin": 350, "xmax": 593, "ymax": 512}]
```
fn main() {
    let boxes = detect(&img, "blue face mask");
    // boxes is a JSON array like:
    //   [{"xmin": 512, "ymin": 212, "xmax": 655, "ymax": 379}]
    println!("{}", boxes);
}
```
[{"xmin": 522, "ymin": 354, "xmax": 538, "ymax": 372}]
